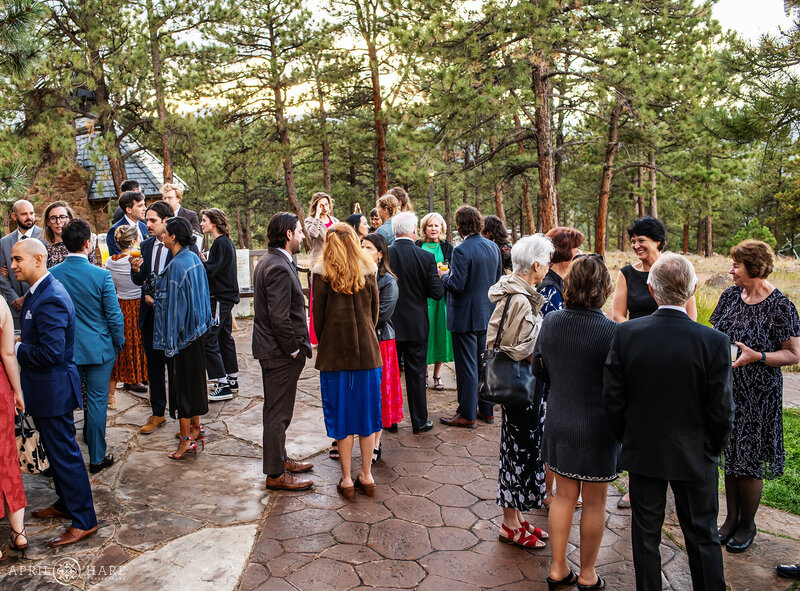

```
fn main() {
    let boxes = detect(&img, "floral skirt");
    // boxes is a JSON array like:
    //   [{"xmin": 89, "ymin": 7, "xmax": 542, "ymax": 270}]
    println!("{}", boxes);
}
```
[
  {"xmin": 111, "ymin": 298, "xmax": 148, "ymax": 384},
  {"xmin": 379, "ymin": 339, "xmax": 404, "ymax": 427}
]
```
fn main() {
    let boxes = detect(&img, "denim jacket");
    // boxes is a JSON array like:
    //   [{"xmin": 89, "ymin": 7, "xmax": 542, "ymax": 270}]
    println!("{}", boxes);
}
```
[{"xmin": 153, "ymin": 247, "xmax": 215, "ymax": 357}]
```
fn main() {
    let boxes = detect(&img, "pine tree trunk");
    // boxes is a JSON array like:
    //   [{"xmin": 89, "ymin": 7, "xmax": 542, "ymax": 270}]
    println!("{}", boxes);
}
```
[
  {"xmin": 649, "ymin": 149, "xmax": 657, "ymax": 218},
  {"xmin": 146, "ymin": 0, "xmax": 172, "ymax": 184},
  {"xmin": 236, "ymin": 208, "xmax": 244, "ymax": 249},
  {"xmin": 595, "ymin": 102, "xmax": 623, "ymax": 256},
  {"xmin": 682, "ymin": 220, "xmax": 689, "ymax": 254},
  {"xmin": 367, "ymin": 42, "xmax": 388, "ymax": 195},
  {"xmin": 317, "ymin": 83, "xmax": 331, "ymax": 194},
  {"xmin": 705, "ymin": 214, "xmax": 712, "ymax": 257},
  {"xmin": 273, "ymin": 84, "xmax": 308, "ymax": 250},
  {"xmin": 636, "ymin": 165, "xmax": 645, "ymax": 217},
  {"xmin": 532, "ymin": 58, "xmax": 556, "ymax": 232},
  {"xmin": 513, "ymin": 114, "xmax": 536, "ymax": 233},
  {"xmin": 242, "ymin": 175, "xmax": 253, "ymax": 249},
  {"xmin": 704, "ymin": 148, "xmax": 712, "ymax": 257},
  {"xmin": 443, "ymin": 151, "xmax": 453, "ymax": 244},
  {"xmin": 696, "ymin": 218, "xmax": 703, "ymax": 255}
]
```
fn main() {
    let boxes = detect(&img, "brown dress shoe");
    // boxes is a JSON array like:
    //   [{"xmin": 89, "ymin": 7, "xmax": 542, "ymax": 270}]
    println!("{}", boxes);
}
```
[
  {"xmin": 32, "ymin": 505, "xmax": 71, "ymax": 519},
  {"xmin": 49, "ymin": 525, "xmax": 98, "ymax": 547},
  {"xmin": 477, "ymin": 412, "xmax": 495, "ymax": 424},
  {"xmin": 266, "ymin": 472, "xmax": 313, "ymax": 491},
  {"xmin": 128, "ymin": 383, "xmax": 148, "ymax": 393},
  {"xmin": 284, "ymin": 459, "xmax": 313, "ymax": 473},
  {"xmin": 140, "ymin": 415, "xmax": 166, "ymax": 434},
  {"xmin": 439, "ymin": 413, "xmax": 476, "ymax": 428}
]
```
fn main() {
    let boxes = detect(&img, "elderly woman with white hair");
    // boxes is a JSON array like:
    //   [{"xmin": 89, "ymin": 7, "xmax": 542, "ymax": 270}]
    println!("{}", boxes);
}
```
[{"xmin": 488, "ymin": 234, "xmax": 553, "ymax": 550}]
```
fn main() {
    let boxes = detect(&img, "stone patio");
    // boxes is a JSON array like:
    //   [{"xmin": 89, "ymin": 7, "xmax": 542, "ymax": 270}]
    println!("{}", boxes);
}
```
[{"xmin": 0, "ymin": 319, "xmax": 798, "ymax": 590}]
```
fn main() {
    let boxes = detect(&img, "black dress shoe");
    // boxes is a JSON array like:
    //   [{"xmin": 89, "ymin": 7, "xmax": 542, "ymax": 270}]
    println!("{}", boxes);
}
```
[
  {"xmin": 89, "ymin": 454, "xmax": 114, "ymax": 474},
  {"xmin": 413, "ymin": 421, "xmax": 433, "ymax": 434},
  {"xmin": 386, "ymin": 423, "xmax": 398, "ymax": 433},
  {"xmin": 726, "ymin": 530, "xmax": 756, "ymax": 553},
  {"xmin": 717, "ymin": 529, "xmax": 733, "ymax": 545},
  {"xmin": 776, "ymin": 563, "xmax": 800, "ymax": 580}
]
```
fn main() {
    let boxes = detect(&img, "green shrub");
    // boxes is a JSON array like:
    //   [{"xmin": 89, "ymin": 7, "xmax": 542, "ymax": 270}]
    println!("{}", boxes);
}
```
[{"xmin": 726, "ymin": 218, "xmax": 777, "ymax": 251}]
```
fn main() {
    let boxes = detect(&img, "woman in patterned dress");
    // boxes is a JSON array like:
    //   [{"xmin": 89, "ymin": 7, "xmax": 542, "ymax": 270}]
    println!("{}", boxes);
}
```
[
  {"xmin": 44, "ymin": 201, "xmax": 98, "ymax": 267},
  {"xmin": 711, "ymin": 240, "xmax": 800, "ymax": 553},
  {"xmin": 416, "ymin": 213, "xmax": 454, "ymax": 390},
  {"xmin": 105, "ymin": 225, "xmax": 148, "ymax": 409},
  {"xmin": 305, "ymin": 192, "xmax": 339, "ymax": 346},
  {"xmin": 488, "ymin": 234, "xmax": 553, "ymax": 549},
  {"xmin": 0, "ymin": 293, "xmax": 27, "ymax": 561}
]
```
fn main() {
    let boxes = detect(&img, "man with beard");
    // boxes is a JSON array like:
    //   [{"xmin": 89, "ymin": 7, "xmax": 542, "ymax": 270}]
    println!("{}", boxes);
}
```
[
  {"xmin": 0, "ymin": 200, "xmax": 47, "ymax": 329},
  {"xmin": 253, "ymin": 213, "xmax": 314, "ymax": 491}
]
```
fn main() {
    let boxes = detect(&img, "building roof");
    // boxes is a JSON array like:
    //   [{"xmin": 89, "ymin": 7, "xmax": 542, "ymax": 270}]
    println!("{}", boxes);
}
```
[{"xmin": 75, "ymin": 116, "xmax": 189, "ymax": 202}]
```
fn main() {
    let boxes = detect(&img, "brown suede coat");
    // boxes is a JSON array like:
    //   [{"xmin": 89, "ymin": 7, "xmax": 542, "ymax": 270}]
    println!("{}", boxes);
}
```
[{"xmin": 312, "ymin": 261, "xmax": 382, "ymax": 372}]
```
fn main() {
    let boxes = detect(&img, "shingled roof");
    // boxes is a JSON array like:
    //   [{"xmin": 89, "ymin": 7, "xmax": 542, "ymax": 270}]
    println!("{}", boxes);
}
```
[{"xmin": 75, "ymin": 116, "xmax": 189, "ymax": 202}]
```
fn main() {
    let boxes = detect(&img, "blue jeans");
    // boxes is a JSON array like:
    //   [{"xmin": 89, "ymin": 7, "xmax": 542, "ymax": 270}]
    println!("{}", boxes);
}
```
[{"xmin": 78, "ymin": 359, "xmax": 115, "ymax": 464}]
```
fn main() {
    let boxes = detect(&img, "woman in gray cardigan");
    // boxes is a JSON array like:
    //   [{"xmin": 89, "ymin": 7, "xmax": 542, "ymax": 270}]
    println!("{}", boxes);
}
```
[{"xmin": 533, "ymin": 255, "xmax": 619, "ymax": 591}]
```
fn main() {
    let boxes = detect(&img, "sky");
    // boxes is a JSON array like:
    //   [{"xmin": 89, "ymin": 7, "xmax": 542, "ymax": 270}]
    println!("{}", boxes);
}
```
[{"xmin": 713, "ymin": 0, "xmax": 796, "ymax": 41}]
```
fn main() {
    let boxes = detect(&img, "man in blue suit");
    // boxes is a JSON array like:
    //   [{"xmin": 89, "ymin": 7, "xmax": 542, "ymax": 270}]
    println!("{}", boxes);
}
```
[
  {"xmin": 11, "ymin": 238, "xmax": 98, "ymax": 547},
  {"xmin": 439, "ymin": 205, "xmax": 503, "ymax": 428},
  {"xmin": 50, "ymin": 219, "xmax": 125, "ymax": 473},
  {"xmin": 106, "ymin": 190, "xmax": 147, "ymax": 256}
]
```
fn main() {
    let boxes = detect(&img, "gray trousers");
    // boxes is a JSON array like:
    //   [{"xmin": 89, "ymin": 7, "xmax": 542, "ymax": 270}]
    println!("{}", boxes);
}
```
[{"xmin": 260, "ymin": 355, "xmax": 306, "ymax": 475}]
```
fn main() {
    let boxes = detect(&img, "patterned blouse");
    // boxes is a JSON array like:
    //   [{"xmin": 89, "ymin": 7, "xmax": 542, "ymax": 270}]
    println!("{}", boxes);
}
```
[{"xmin": 46, "ymin": 241, "xmax": 98, "ymax": 268}]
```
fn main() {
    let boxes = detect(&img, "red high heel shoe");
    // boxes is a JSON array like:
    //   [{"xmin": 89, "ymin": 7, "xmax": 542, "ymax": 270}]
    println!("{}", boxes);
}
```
[
  {"xmin": 168, "ymin": 436, "xmax": 197, "ymax": 460},
  {"xmin": 191, "ymin": 425, "xmax": 205, "ymax": 450}
]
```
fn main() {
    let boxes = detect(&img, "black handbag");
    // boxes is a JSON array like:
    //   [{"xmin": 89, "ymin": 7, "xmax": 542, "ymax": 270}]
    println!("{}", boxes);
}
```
[{"xmin": 478, "ymin": 294, "xmax": 536, "ymax": 408}]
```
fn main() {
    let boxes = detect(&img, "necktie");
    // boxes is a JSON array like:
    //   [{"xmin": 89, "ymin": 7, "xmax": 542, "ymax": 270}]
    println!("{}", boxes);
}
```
[
  {"xmin": 154, "ymin": 243, "xmax": 164, "ymax": 274},
  {"xmin": 19, "ymin": 234, "xmax": 27, "ymax": 240}
]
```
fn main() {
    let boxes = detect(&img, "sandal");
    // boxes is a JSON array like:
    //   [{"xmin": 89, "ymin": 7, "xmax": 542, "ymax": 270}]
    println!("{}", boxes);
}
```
[
  {"xmin": 329, "ymin": 440, "xmax": 340, "ymax": 460},
  {"xmin": 337, "ymin": 477, "xmax": 355, "ymax": 500},
  {"xmin": 433, "ymin": 376, "xmax": 444, "ymax": 390},
  {"xmin": 520, "ymin": 520, "xmax": 549, "ymax": 540},
  {"xmin": 10, "ymin": 526, "xmax": 28, "ymax": 558},
  {"xmin": 372, "ymin": 444, "xmax": 382, "ymax": 465},
  {"xmin": 498, "ymin": 523, "xmax": 545, "ymax": 549},
  {"xmin": 546, "ymin": 570, "xmax": 577, "ymax": 590},
  {"xmin": 168, "ymin": 436, "xmax": 197, "ymax": 460}
]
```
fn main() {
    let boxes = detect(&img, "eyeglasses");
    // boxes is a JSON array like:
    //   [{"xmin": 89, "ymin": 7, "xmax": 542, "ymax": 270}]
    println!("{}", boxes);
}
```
[
  {"xmin": 572, "ymin": 253, "xmax": 605, "ymax": 262},
  {"xmin": 48, "ymin": 215, "xmax": 70, "ymax": 223}
]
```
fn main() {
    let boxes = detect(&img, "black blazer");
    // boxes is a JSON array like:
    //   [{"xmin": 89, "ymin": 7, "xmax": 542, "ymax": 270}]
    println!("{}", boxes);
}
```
[
  {"xmin": 131, "ymin": 236, "xmax": 199, "ymax": 329},
  {"xmin": 388, "ymin": 238, "xmax": 443, "ymax": 342},
  {"xmin": 251, "ymin": 248, "xmax": 312, "ymax": 365},
  {"xmin": 177, "ymin": 207, "xmax": 202, "ymax": 234},
  {"xmin": 414, "ymin": 239, "xmax": 454, "ymax": 262},
  {"xmin": 602, "ymin": 308, "xmax": 734, "ymax": 481}
]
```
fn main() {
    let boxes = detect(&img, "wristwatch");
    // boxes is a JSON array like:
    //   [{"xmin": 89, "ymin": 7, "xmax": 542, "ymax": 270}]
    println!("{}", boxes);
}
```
[{"xmin": 760, "ymin": 352, "xmax": 767, "ymax": 364}]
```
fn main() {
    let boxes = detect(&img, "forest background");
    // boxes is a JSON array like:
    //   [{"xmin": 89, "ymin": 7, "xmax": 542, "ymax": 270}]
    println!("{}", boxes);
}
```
[{"xmin": 2, "ymin": 0, "xmax": 800, "ymax": 257}]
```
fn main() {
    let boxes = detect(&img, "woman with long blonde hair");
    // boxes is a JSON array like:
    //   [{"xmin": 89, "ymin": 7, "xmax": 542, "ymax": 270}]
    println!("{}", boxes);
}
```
[{"xmin": 313, "ymin": 223, "xmax": 383, "ymax": 500}]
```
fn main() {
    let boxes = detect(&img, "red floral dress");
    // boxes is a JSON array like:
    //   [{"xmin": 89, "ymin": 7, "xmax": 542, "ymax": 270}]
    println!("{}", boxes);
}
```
[{"xmin": 0, "ymin": 326, "xmax": 26, "ymax": 518}]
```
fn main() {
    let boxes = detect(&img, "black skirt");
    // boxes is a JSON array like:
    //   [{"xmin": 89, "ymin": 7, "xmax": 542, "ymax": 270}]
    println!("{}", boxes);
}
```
[{"xmin": 168, "ymin": 338, "xmax": 209, "ymax": 419}]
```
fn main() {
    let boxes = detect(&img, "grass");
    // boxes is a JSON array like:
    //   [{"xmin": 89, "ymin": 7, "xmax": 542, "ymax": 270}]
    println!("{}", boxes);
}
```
[{"xmin": 761, "ymin": 408, "xmax": 800, "ymax": 515}]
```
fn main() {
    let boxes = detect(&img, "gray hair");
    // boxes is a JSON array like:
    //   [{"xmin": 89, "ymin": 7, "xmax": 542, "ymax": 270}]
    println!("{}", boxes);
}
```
[
  {"xmin": 511, "ymin": 234, "xmax": 554, "ymax": 274},
  {"xmin": 647, "ymin": 252, "xmax": 697, "ymax": 306},
  {"xmin": 392, "ymin": 211, "xmax": 418, "ymax": 236}
]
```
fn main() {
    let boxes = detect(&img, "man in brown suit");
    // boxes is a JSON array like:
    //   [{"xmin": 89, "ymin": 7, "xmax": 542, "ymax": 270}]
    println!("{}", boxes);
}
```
[{"xmin": 252, "ymin": 213, "xmax": 314, "ymax": 491}]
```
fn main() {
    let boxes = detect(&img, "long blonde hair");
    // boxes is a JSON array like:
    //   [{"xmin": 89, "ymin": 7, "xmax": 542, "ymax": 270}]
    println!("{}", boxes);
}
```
[{"xmin": 321, "ymin": 223, "xmax": 374, "ymax": 294}]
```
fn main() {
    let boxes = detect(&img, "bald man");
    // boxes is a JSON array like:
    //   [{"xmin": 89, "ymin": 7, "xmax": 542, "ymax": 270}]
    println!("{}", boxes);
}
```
[
  {"xmin": 12, "ymin": 238, "xmax": 98, "ymax": 547},
  {"xmin": 0, "ymin": 199, "xmax": 47, "ymax": 328}
]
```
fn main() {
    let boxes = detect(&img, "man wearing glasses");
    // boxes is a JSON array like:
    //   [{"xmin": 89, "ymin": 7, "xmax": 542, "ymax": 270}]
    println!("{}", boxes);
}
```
[{"xmin": 0, "ymin": 199, "xmax": 47, "ymax": 328}]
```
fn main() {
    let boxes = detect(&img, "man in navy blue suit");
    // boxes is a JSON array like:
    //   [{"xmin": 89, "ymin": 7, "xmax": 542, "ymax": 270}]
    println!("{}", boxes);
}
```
[
  {"xmin": 107, "ymin": 190, "xmax": 148, "ymax": 256},
  {"xmin": 50, "ymin": 219, "xmax": 125, "ymax": 474},
  {"xmin": 439, "ymin": 206, "xmax": 503, "ymax": 428},
  {"xmin": 11, "ymin": 238, "xmax": 98, "ymax": 547}
]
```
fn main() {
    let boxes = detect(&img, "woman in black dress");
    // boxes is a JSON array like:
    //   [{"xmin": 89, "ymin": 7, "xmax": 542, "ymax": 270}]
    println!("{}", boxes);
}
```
[
  {"xmin": 534, "ymin": 256, "xmax": 619, "ymax": 590},
  {"xmin": 610, "ymin": 216, "xmax": 696, "ymax": 508},
  {"xmin": 711, "ymin": 240, "xmax": 800, "ymax": 553}
]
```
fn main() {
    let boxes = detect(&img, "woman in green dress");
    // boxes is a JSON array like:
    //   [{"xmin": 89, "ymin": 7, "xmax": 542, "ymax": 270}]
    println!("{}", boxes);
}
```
[{"xmin": 416, "ymin": 213, "xmax": 454, "ymax": 390}]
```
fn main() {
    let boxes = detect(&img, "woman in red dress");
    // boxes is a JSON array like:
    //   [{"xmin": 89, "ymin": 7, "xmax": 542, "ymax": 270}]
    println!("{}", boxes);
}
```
[
  {"xmin": 361, "ymin": 233, "xmax": 402, "ymax": 462},
  {"xmin": 0, "ymin": 296, "xmax": 27, "ymax": 560}
]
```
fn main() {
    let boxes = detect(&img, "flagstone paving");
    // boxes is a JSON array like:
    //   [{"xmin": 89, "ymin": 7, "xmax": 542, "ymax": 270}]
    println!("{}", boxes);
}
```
[{"xmin": 0, "ymin": 319, "xmax": 798, "ymax": 589}]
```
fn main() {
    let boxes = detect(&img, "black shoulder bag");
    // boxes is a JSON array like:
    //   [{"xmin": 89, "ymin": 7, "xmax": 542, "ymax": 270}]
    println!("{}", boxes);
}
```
[{"xmin": 478, "ymin": 294, "xmax": 536, "ymax": 408}]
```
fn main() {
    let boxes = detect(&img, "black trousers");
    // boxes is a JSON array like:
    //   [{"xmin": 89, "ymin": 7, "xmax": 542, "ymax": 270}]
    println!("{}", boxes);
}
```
[
  {"xmin": 204, "ymin": 298, "xmax": 239, "ymax": 380},
  {"xmin": 395, "ymin": 340, "xmax": 428, "ymax": 430},
  {"xmin": 141, "ymin": 316, "xmax": 169, "ymax": 417},
  {"xmin": 452, "ymin": 330, "xmax": 493, "ymax": 421},
  {"xmin": 629, "ymin": 462, "xmax": 726, "ymax": 591},
  {"xmin": 260, "ymin": 355, "xmax": 306, "ymax": 475}
]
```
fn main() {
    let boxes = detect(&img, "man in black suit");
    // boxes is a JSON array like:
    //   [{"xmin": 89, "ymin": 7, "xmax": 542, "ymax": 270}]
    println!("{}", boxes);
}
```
[
  {"xmin": 253, "ymin": 212, "xmax": 314, "ymax": 491},
  {"xmin": 603, "ymin": 253, "xmax": 734, "ymax": 591},
  {"xmin": 130, "ymin": 201, "xmax": 177, "ymax": 434},
  {"xmin": 388, "ymin": 212, "xmax": 444, "ymax": 433},
  {"xmin": 112, "ymin": 179, "xmax": 140, "ymax": 224},
  {"xmin": 161, "ymin": 183, "xmax": 201, "ymax": 234}
]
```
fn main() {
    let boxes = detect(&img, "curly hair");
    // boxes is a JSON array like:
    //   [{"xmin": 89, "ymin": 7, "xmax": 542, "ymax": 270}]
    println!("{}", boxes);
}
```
[
  {"xmin": 546, "ymin": 226, "xmax": 585, "ymax": 264},
  {"xmin": 627, "ymin": 216, "xmax": 666, "ymax": 251},
  {"xmin": 482, "ymin": 215, "xmax": 508, "ymax": 246},
  {"xmin": 321, "ymin": 223, "xmax": 374, "ymax": 294},
  {"xmin": 454, "ymin": 205, "xmax": 483, "ymax": 237},
  {"xmin": 201, "ymin": 207, "xmax": 230, "ymax": 237},
  {"xmin": 730, "ymin": 239, "xmax": 774, "ymax": 279},
  {"xmin": 564, "ymin": 256, "xmax": 611, "ymax": 309}
]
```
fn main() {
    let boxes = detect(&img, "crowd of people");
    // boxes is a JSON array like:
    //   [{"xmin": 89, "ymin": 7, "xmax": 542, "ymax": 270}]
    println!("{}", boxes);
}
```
[{"xmin": 0, "ymin": 185, "xmax": 799, "ymax": 590}]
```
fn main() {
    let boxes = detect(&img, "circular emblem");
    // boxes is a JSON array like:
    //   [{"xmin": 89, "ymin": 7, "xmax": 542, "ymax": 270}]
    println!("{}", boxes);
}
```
[{"xmin": 53, "ymin": 557, "xmax": 81, "ymax": 586}]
